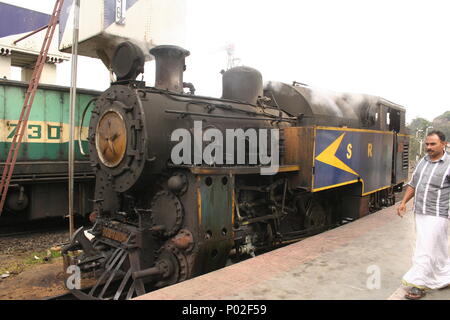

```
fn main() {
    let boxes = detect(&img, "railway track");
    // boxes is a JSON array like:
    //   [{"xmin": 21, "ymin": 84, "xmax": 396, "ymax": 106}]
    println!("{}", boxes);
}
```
[
  {"xmin": 0, "ymin": 217, "xmax": 91, "ymax": 256},
  {"xmin": 0, "ymin": 217, "xmax": 89, "ymax": 238},
  {"xmin": 0, "ymin": 226, "xmax": 66, "ymax": 238}
]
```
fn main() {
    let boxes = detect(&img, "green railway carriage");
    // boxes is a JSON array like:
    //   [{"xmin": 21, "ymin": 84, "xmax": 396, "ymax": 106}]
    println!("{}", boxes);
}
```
[{"xmin": 0, "ymin": 79, "xmax": 99, "ymax": 221}]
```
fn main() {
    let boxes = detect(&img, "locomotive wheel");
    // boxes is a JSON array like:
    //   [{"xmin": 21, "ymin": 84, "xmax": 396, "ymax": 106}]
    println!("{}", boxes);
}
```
[
  {"xmin": 154, "ymin": 244, "xmax": 189, "ymax": 288},
  {"xmin": 296, "ymin": 194, "xmax": 329, "ymax": 230},
  {"xmin": 304, "ymin": 199, "xmax": 328, "ymax": 230}
]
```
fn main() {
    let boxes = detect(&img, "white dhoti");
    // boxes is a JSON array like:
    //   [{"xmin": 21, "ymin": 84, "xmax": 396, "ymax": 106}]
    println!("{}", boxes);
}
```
[{"xmin": 402, "ymin": 213, "xmax": 450, "ymax": 289}]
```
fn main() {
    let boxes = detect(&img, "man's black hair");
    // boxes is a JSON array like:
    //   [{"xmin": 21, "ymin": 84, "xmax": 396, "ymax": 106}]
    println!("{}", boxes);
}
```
[{"xmin": 427, "ymin": 130, "xmax": 446, "ymax": 142}]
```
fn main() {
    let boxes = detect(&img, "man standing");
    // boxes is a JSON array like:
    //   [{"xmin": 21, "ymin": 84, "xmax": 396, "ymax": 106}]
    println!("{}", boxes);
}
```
[{"xmin": 397, "ymin": 130, "xmax": 450, "ymax": 299}]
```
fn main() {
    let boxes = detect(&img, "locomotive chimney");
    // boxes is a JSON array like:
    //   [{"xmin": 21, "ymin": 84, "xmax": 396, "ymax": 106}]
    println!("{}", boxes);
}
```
[{"xmin": 150, "ymin": 45, "xmax": 190, "ymax": 93}]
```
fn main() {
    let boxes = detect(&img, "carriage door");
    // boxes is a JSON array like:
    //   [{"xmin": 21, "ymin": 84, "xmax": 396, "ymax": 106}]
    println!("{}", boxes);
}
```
[{"xmin": 386, "ymin": 108, "xmax": 401, "ymax": 183}]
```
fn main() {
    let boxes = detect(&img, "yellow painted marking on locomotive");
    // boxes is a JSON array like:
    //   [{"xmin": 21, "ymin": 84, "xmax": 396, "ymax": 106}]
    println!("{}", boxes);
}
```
[
  {"xmin": 346, "ymin": 143, "xmax": 352, "ymax": 159},
  {"xmin": 314, "ymin": 178, "xmax": 391, "ymax": 196},
  {"xmin": 315, "ymin": 133, "xmax": 358, "ymax": 176},
  {"xmin": 368, "ymin": 143, "xmax": 373, "ymax": 157},
  {"xmin": 276, "ymin": 165, "xmax": 300, "ymax": 172},
  {"xmin": 316, "ymin": 126, "xmax": 395, "ymax": 134},
  {"xmin": 312, "ymin": 179, "xmax": 360, "ymax": 192}
]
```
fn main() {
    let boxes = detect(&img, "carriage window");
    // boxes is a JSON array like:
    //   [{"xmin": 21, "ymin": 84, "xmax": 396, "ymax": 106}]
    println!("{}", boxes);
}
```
[{"xmin": 388, "ymin": 108, "xmax": 401, "ymax": 132}]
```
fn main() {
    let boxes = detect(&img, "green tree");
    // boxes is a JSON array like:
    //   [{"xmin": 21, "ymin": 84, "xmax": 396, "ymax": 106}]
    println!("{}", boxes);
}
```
[
  {"xmin": 407, "ymin": 117, "xmax": 432, "ymax": 161},
  {"xmin": 431, "ymin": 111, "xmax": 450, "ymax": 141},
  {"xmin": 407, "ymin": 111, "xmax": 450, "ymax": 161}
]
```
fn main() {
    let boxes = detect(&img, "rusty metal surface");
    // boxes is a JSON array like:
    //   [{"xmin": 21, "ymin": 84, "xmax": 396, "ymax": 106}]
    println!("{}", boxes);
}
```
[
  {"xmin": 102, "ymin": 227, "xmax": 129, "ymax": 243},
  {"xmin": 283, "ymin": 126, "xmax": 314, "ymax": 189},
  {"xmin": 170, "ymin": 229, "xmax": 194, "ymax": 251},
  {"xmin": 194, "ymin": 175, "xmax": 234, "ymax": 275}
]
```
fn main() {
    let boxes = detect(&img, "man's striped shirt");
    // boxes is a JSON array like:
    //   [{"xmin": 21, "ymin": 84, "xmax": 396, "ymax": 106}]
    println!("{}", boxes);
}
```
[{"xmin": 407, "ymin": 152, "xmax": 450, "ymax": 218}]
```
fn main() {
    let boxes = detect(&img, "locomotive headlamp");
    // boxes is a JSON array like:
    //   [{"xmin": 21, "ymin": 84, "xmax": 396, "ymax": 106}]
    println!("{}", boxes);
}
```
[
  {"xmin": 112, "ymin": 41, "xmax": 145, "ymax": 81},
  {"xmin": 95, "ymin": 110, "xmax": 127, "ymax": 167}
]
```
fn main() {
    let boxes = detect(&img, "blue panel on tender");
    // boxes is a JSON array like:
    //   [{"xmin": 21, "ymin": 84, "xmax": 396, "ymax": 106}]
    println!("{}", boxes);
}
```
[
  {"xmin": 313, "ymin": 128, "xmax": 393, "ymax": 195},
  {"xmin": 0, "ymin": 3, "xmax": 50, "ymax": 38}
]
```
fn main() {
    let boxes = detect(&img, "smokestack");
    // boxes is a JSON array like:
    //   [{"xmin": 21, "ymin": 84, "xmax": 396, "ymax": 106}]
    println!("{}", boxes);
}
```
[{"xmin": 149, "ymin": 45, "xmax": 190, "ymax": 93}]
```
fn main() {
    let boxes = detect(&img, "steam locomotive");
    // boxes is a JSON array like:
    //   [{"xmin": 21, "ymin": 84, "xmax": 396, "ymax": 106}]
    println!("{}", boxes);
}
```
[{"xmin": 62, "ymin": 41, "xmax": 409, "ymax": 299}]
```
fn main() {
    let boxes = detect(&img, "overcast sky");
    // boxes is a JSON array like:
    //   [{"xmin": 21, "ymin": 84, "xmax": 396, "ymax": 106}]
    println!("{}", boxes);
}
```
[{"xmin": 3, "ymin": 0, "xmax": 450, "ymax": 123}]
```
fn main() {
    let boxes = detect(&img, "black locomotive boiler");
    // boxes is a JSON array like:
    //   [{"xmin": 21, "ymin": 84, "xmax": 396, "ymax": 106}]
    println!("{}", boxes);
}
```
[{"xmin": 62, "ymin": 42, "xmax": 409, "ymax": 299}]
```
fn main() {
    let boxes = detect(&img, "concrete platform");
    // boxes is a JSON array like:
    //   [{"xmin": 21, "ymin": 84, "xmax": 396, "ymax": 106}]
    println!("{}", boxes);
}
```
[{"xmin": 135, "ymin": 202, "xmax": 450, "ymax": 300}]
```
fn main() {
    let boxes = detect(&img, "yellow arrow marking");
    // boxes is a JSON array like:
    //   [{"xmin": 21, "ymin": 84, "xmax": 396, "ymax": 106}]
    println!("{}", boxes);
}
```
[{"xmin": 315, "ymin": 133, "xmax": 359, "ymax": 176}]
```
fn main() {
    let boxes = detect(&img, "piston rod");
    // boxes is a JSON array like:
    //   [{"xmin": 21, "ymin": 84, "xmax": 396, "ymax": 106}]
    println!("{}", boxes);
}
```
[{"xmin": 132, "ymin": 266, "xmax": 163, "ymax": 280}]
